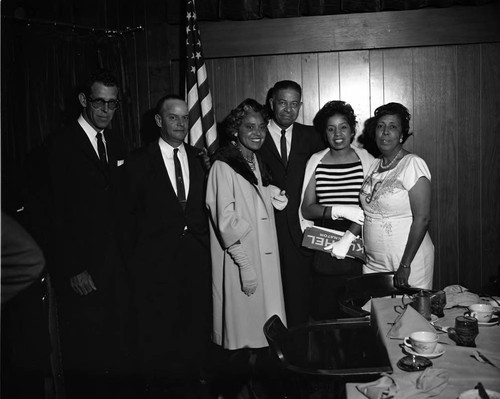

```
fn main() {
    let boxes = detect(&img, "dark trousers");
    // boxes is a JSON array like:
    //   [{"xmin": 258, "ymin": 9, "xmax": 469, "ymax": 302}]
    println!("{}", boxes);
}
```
[{"xmin": 276, "ymin": 225, "xmax": 314, "ymax": 327}]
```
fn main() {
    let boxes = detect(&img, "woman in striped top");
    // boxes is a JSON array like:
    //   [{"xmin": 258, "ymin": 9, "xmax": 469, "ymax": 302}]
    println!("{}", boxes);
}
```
[{"xmin": 299, "ymin": 101, "xmax": 374, "ymax": 319}]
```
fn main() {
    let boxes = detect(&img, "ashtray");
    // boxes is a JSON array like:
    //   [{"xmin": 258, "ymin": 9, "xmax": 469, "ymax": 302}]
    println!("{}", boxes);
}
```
[{"xmin": 397, "ymin": 355, "xmax": 433, "ymax": 372}]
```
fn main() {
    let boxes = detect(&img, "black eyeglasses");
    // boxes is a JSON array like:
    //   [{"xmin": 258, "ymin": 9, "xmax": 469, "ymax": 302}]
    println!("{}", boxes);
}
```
[{"xmin": 86, "ymin": 96, "xmax": 120, "ymax": 111}]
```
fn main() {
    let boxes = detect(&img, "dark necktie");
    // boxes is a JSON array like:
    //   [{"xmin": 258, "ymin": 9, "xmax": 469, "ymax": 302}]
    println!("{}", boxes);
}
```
[
  {"xmin": 173, "ymin": 148, "xmax": 186, "ymax": 209},
  {"xmin": 96, "ymin": 132, "xmax": 108, "ymax": 167},
  {"xmin": 280, "ymin": 129, "xmax": 288, "ymax": 165}
]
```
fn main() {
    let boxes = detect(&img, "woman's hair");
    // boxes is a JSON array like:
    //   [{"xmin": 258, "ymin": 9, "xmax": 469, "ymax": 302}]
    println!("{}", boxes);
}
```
[
  {"xmin": 220, "ymin": 98, "xmax": 268, "ymax": 147},
  {"xmin": 373, "ymin": 102, "xmax": 412, "ymax": 143},
  {"xmin": 313, "ymin": 100, "xmax": 357, "ymax": 144}
]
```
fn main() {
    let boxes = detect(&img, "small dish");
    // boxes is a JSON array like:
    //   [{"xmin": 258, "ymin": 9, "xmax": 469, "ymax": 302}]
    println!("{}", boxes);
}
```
[
  {"xmin": 397, "ymin": 355, "xmax": 432, "ymax": 372},
  {"xmin": 478, "ymin": 317, "xmax": 499, "ymax": 327},
  {"xmin": 458, "ymin": 388, "xmax": 500, "ymax": 399},
  {"xmin": 403, "ymin": 343, "xmax": 445, "ymax": 359},
  {"xmin": 430, "ymin": 314, "xmax": 439, "ymax": 323}
]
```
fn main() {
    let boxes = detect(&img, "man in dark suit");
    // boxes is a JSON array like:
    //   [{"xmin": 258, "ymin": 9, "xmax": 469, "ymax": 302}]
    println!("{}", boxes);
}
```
[
  {"xmin": 117, "ymin": 95, "xmax": 211, "ymax": 398},
  {"xmin": 49, "ymin": 70, "xmax": 126, "ymax": 399},
  {"xmin": 259, "ymin": 80, "xmax": 325, "ymax": 327}
]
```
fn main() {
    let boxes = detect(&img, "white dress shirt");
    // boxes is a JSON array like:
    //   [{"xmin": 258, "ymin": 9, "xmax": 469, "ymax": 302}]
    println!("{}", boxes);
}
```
[
  {"xmin": 158, "ymin": 138, "xmax": 190, "ymax": 197},
  {"xmin": 78, "ymin": 114, "xmax": 107, "ymax": 161},
  {"xmin": 268, "ymin": 119, "xmax": 292, "ymax": 159}
]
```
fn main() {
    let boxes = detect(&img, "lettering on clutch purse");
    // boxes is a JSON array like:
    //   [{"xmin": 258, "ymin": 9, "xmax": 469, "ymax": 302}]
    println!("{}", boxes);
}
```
[{"xmin": 301, "ymin": 226, "xmax": 365, "ymax": 261}]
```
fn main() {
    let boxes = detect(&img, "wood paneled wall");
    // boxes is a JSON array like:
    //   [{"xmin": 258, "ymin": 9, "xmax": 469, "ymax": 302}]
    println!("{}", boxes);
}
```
[{"xmin": 188, "ymin": 42, "xmax": 500, "ymax": 292}]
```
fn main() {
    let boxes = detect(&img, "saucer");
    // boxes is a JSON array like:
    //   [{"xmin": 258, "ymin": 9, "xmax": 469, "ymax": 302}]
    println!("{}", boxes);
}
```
[
  {"xmin": 478, "ymin": 317, "xmax": 499, "ymax": 327},
  {"xmin": 459, "ymin": 389, "xmax": 500, "ymax": 399},
  {"xmin": 397, "ymin": 355, "xmax": 432, "ymax": 372},
  {"xmin": 430, "ymin": 314, "xmax": 439, "ymax": 323},
  {"xmin": 403, "ymin": 343, "xmax": 445, "ymax": 359}
]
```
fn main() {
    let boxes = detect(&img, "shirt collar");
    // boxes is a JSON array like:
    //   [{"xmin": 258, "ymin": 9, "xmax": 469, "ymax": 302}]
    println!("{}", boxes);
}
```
[
  {"xmin": 268, "ymin": 119, "xmax": 293, "ymax": 136},
  {"xmin": 158, "ymin": 137, "xmax": 185, "ymax": 157},
  {"xmin": 78, "ymin": 114, "xmax": 105, "ymax": 141}
]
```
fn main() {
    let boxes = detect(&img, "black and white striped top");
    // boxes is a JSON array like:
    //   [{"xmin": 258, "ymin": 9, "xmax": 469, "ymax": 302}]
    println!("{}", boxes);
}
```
[{"xmin": 315, "ymin": 161, "xmax": 364, "ymax": 206}]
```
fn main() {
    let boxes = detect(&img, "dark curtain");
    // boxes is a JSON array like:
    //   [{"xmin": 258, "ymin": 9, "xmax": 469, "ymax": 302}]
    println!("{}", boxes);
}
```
[
  {"xmin": 1, "ymin": 19, "xmax": 138, "ymax": 215},
  {"xmin": 192, "ymin": 0, "xmax": 494, "ymax": 20}
]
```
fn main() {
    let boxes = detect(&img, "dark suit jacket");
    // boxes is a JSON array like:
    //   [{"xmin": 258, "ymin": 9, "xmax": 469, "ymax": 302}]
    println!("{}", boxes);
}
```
[
  {"xmin": 49, "ymin": 120, "xmax": 126, "ymax": 292},
  {"xmin": 116, "ymin": 140, "xmax": 211, "ymax": 376},
  {"xmin": 259, "ymin": 122, "xmax": 325, "ymax": 249}
]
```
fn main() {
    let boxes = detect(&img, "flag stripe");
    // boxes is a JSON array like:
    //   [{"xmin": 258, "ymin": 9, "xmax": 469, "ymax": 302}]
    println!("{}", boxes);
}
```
[{"xmin": 185, "ymin": 0, "xmax": 217, "ymax": 152}]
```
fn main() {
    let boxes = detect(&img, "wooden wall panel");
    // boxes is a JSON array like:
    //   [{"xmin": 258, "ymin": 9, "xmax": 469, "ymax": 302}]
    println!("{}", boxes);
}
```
[
  {"xmin": 413, "ymin": 46, "xmax": 458, "ymax": 289},
  {"xmin": 339, "ymin": 51, "xmax": 371, "ymax": 139},
  {"xmin": 211, "ymin": 58, "xmax": 237, "ymax": 122},
  {"xmin": 481, "ymin": 43, "xmax": 500, "ymax": 286},
  {"xmin": 199, "ymin": 42, "xmax": 500, "ymax": 291},
  {"xmin": 381, "ymin": 48, "xmax": 414, "ymax": 152},
  {"xmin": 457, "ymin": 45, "xmax": 482, "ymax": 291},
  {"xmin": 254, "ymin": 55, "xmax": 280, "ymax": 106},
  {"xmin": 200, "ymin": 3, "xmax": 500, "ymax": 58},
  {"xmin": 318, "ymin": 52, "xmax": 340, "ymax": 109},
  {"xmin": 301, "ymin": 53, "xmax": 320, "ymax": 125},
  {"xmin": 368, "ymin": 50, "xmax": 384, "ymax": 118},
  {"xmin": 234, "ymin": 57, "xmax": 256, "ymax": 104}
]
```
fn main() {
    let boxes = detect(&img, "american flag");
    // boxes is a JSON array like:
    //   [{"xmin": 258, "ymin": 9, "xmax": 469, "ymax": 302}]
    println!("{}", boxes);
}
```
[{"xmin": 185, "ymin": 0, "xmax": 217, "ymax": 153}]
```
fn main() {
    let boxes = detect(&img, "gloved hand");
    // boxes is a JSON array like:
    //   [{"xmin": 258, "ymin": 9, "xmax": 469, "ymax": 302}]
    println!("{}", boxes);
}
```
[
  {"xmin": 324, "ymin": 230, "xmax": 357, "ymax": 259},
  {"xmin": 330, "ymin": 205, "xmax": 364, "ymax": 225},
  {"xmin": 227, "ymin": 243, "xmax": 258, "ymax": 296},
  {"xmin": 269, "ymin": 185, "xmax": 288, "ymax": 211}
]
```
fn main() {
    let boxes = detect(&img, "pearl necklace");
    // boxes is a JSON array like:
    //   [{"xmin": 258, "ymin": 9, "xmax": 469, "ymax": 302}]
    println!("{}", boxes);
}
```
[
  {"xmin": 380, "ymin": 147, "xmax": 403, "ymax": 170},
  {"xmin": 242, "ymin": 153, "xmax": 256, "ymax": 171}
]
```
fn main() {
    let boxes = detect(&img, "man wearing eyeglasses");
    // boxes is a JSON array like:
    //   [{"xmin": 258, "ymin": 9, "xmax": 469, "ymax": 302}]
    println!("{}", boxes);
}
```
[
  {"xmin": 49, "ymin": 69, "xmax": 127, "ymax": 399},
  {"xmin": 259, "ymin": 80, "xmax": 325, "ymax": 327}
]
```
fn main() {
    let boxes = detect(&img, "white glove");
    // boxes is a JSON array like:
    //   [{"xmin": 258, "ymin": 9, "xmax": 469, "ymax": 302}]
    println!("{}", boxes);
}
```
[
  {"xmin": 324, "ymin": 230, "xmax": 357, "ymax": 259},
  {"xmin": 269, "ymin": 185, "xmax": 288, "ymax": 211},
  {"xmin": 227, "ymin": 243, "xmax": 258, "ymax": 296},
  {"xmin": 330, "ymin": 205, "xmax": 364, "ymax": 225}
]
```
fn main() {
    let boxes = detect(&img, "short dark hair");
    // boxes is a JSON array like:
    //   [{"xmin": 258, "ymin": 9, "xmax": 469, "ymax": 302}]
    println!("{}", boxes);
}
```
[
  {"xmin": 221, "ymin": 99, "xmax": 268, "ymax": 147},
  {"xmin": 373, "ymin": 102, "xmax": 412, "ymax": 143},
  {"xmin": 271, "ymin": 80, "xmax": 302, "ymax": 99},
  {"xmin": 85, "ymin": 69, "xmax": 120, "ymax": 96},
  {"xmin": 156, "ymin": 94, "xmax": 185, "ymax": 114},
  {"xmin": 313, "ymin": 100, "xmax": 357, "ymax": 144}
]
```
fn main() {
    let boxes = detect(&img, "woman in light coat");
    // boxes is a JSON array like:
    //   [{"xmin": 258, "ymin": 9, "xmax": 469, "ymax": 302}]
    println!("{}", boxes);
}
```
[{"xmin": 206, "ymin": 99, "xmax": 288, "ymax": 351}]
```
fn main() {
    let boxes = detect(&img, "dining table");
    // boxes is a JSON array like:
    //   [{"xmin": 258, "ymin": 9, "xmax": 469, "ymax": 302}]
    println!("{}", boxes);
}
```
[{"xmin": 345, "ymin": 297, "xmax": 500, "ymax": 399}]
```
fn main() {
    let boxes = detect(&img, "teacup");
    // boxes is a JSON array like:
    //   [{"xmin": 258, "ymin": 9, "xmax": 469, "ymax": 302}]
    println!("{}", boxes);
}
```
[
  {"xmin": 403, "ymin": 331, "xmax": 439, "ymax": 355},
  {"xmin": 448, "ymin": 316, "xmax": 479, "ymax": 347},
  {"xmin": 464, "ymin": 303, "xmax": 494, "ymax": 323}
]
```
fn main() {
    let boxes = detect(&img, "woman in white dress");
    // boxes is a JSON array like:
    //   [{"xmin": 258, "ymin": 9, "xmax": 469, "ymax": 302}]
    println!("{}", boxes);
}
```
[{"xmin": 360, "ymin": 102, "xmax": 434, "ymax": 289}]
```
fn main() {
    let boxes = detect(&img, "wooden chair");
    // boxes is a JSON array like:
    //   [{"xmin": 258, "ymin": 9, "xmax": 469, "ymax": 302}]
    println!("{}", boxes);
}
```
[
  {"xmin": 263, "ymin": 314, "xmax": 290, "ymax": 369},
  {"xmin": 339, "ymin": 272, "xmax": 421, "ymax": 318}
]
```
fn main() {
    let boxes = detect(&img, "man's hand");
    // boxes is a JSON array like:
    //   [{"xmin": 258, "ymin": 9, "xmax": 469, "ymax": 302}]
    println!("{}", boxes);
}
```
[{"xmin": 70, "ymin": 270, "xmax": 97, "ymax": 295}]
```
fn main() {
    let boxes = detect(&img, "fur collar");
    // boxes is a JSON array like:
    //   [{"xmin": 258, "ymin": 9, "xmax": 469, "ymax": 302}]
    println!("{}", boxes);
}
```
[{"xmin": 211, "ymin": 145, "xmax": 271, "ymax": 187}]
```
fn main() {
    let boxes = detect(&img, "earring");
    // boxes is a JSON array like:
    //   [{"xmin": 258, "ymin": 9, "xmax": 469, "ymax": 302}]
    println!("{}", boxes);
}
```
[{"xmin": 399, "ymin": 137, "xmax": 403, "ymax": 143}]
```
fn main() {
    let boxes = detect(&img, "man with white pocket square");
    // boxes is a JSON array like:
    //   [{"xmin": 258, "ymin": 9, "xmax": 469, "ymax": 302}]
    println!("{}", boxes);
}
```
[{"xmin": 49, "ymin": 69, "xmax": 127, "ymax": 399}]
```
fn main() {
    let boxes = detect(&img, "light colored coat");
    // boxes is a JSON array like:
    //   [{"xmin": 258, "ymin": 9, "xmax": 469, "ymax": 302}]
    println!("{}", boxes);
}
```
[{"xmin": 206, "ymin": 160, "xmax": 287, "ymax": 350}]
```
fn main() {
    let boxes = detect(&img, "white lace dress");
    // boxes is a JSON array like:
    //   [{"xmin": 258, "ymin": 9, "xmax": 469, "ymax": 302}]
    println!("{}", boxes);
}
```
[{"xmin": 360, "ymin": 154, "xmax": 434, "ymax": 289}]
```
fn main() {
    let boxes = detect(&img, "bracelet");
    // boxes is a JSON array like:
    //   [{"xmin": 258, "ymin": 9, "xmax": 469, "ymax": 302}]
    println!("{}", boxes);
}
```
[{"xmin": 400, "ymin": 262, "xmax": 411, "ymax": 269}]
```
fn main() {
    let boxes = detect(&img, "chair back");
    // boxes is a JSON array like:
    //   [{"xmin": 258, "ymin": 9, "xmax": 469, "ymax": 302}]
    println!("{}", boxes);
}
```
[
  {"xmin": 339, "ymin": 272, "xmax": 421, "ymax": 317},
  {"xmin": 263, "ymin": 315, "xmax": 290, "ymax": 367}
]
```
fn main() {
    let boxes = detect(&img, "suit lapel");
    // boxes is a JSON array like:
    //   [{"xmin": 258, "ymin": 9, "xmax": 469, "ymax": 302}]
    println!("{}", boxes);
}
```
[
  {"xmin": 288, "ymin": 123, "xmax": 302, "ymax": 163},
  {"xmin": 73, "ymin": 123, "xmax": 109, "ymax": 178},
  {"xmin": 263, "ymin": 133, "xmax": 283, "ymax": 165}
]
